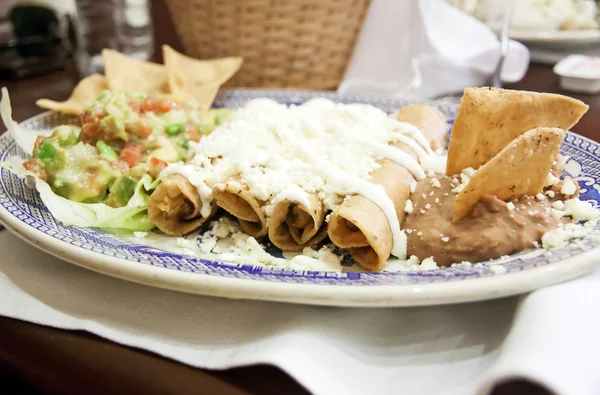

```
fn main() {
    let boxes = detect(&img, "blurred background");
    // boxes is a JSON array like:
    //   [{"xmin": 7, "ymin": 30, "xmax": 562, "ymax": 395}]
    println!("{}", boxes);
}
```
[
  {"xmin": 0, "ymin": 0, "xmax": 598, "ymax": 128},
  {"xmin": 0, "ymin": 0, "xmax": 598, "ymax": 81}
]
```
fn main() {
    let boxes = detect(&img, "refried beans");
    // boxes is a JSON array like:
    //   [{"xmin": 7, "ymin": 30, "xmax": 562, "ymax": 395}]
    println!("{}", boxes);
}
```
[{"xmin": 402, "ymin": 177, "xmax": 564, "ymax": 266}]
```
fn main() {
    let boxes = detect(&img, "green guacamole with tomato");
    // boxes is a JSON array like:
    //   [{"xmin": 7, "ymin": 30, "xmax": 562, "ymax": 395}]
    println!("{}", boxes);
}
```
[{"xmin": 23, "ymin": 91, "xmax": 230, "ymax": 208}]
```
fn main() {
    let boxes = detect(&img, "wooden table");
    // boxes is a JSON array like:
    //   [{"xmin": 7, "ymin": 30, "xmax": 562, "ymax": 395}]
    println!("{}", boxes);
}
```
[{"xmin": 1, "ymin": 2, "xmax": 599, "ymax": 394}]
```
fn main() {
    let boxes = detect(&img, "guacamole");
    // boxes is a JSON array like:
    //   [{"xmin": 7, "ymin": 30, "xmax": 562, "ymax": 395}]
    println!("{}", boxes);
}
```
[{"xmin": 23, "ymin": 91, "xmax": 230, "ymax": 208}]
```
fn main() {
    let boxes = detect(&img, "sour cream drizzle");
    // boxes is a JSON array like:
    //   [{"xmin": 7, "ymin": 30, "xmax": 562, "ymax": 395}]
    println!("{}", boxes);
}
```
[
  {"xmin": 161, "ymin": 98, "xmax": 443, "ymax": 258},
  {"xmin": 301, "ymin": 164, "xmax": 408, "ymax": 258}
]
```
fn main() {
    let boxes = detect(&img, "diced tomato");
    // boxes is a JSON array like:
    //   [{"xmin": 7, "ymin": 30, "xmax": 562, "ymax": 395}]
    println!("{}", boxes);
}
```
[
  {"xmin": 184, "ymin": 124, "xmax": 200, "ymax": 142},
  {"xmin": 148, "ymin": 157, "xmax": 168, "ymax": 179},
  {"xmin": 119, "ymin": 143, "xmax": 143, "ymax": 167},
  {"xmin": 23, "ymin": 159, "xmax": 46, "ymax": 181},
  {"xmin": 127, "ymin": 122, "xmax": 153, "ymax": 138},
  {"xmin": 141, "ymin": 97, "xmax": 159, "ymax": 113},
  {"xmin": 149, "ymin": 157, "xmax": 167, "ymax": 168},
  {"xmin": 33, "ymin": 136, "xmax": 46, "ymax": 152},
  {"xmin": 82, "ymin": 119, "xmax": 100, "ymax": 137},
  {"xmin": 81, "ymin": 112, "xmax": 104, "ymax": 124},
  {"xmin": 158, "ymin": 99, "xmax": 176, "ymax": 113},
  {"xmin": 140, "ymin": 97, "xmax": 177, "ymax": 114}
]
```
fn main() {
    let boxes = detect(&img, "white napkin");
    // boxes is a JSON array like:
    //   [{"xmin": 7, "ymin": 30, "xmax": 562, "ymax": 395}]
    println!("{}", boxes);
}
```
[
  {"xmin": 1, "ymin": 231, "xmax": 600, "ymax": 395},
  {"xmin": 337, "ymin": 0, "xmax": 531, "ymax": 99}
]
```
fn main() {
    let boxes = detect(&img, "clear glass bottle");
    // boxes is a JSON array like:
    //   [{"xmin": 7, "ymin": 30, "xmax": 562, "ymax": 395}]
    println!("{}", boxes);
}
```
[{"xmin": 74, "ymin": 0, "xmax": 152, "ymax": 75}]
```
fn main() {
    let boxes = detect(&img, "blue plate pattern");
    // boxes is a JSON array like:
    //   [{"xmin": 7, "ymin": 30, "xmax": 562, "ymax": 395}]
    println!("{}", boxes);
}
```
[{"xmin": 0, "ymin": 88, "xmax": 599, "ymax": 287}]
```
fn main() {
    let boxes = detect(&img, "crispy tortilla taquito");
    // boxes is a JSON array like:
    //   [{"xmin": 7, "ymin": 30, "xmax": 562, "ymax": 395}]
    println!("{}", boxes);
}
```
[
  {"xmin": 396, "ymin": 104, "xmax": 448, "ymax": 151},
  {"xmin": 212, "ymin": 179, "xmax": 268, "ymax": 238},
  {"xmin": 148, "ymin": 174, "xmax": 215, "ymax": 236},
  {"xmin": 328, "ymin": 105, "xmax": 445, "ymax": 271},
  {"xmin": 327, "ymin": 158, "xmax": 414, "ymax": 271},
  {"xmin": 268, "ymin": 193, "xmax": 328, "ymax": 251}
]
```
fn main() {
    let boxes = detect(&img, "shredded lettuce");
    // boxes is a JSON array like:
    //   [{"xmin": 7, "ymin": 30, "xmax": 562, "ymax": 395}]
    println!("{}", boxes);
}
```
[
  {"xmin": 0, "ymin": 88, "xmax": 159, "ymax": 231},
  {"xmin": 35, "ymin": 174, "xmax": 157, "ymax": 231}
]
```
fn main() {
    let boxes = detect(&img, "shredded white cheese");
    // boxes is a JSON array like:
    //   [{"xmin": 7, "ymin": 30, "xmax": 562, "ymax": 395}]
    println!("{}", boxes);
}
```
[
  {"xmin": 563, "ymin": 199, "xmax": 600, "ymax": 222},
  {"xmin": 162, "ymin": 99, "xmax": 444, "ymax": 260},
  {"xmin": 542, "ymin": 223, "xmax": 593, "ymax": 249},
  {"xmin": 451, "ymin": 167, "xmax": 475, "ymax": 193},
  {"xmin": 545, "ymin": 172, "xmax": 560, "ymax": 187},
  {"xmin": 489, "ymin": 265, "xmax": 507, "ymax": 274},
  {"xmin": 560, "ymin": 179, "xmax": 577, "ymax": 196},
  {"xmin": 420, "ymin": 257, "xmax": 439, "ymax": 270}
]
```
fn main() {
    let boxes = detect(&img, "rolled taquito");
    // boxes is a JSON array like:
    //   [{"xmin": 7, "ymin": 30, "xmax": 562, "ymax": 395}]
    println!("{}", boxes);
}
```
[
  {"xmin": 328, "ymin": 105, "xmax": 444, "ymax": 271},
  {"xmin": 327, "ymin": 159, "xmax": 414, "ymax": 271},
  {"xmin": 395, "ymin": 104, "xmax": 448, "ymax": 151},
  {"xmin": 268, "ymin": 192, "xmax": 328, "ymax": 251},
  {"xmin": 212, "ymin": 179, "xmax": 268, "ymax": 238},
  {"xmin": 148, "ymin": 174, "xmax": 216, "ymax": 236}
]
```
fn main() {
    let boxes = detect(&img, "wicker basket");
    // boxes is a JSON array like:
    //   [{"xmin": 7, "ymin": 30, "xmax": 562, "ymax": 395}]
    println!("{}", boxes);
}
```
[{"xmin": 164, "ymin": 0, "xmax": 371, "ymax": 89}]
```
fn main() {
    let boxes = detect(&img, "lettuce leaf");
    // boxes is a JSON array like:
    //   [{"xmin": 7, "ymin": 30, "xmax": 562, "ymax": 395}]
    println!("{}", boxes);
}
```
[
  {"xmin": 36, "ymin": 174, "xmax": 157, "ymax": 231},
  {"xmin": 1, "ymin": 87, "xmax": 53, "ymax": 154},
  {"xmin": 3, "ymin": 156, "xmax": 157, "ymax": 231},
  {"xmin": 1, "ymin": 88, "xmax": 158, "ymax": 231}
]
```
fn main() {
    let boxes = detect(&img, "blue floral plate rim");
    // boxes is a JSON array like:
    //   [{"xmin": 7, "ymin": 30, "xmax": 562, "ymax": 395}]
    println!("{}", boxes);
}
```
[{"xmin": 0, "ymin": 88, "xmax": 599, "ymax": 307}]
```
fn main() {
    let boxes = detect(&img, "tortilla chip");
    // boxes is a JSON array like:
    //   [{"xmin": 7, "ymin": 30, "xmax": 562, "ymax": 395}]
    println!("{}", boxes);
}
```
[
  {"xmin": 102, "ymin": 49, "xmax": 169, "ymax": 94},
  {"xmin": 36, "ymin": 74, "xmax": 108, "ymax": 114},
  {"xmin": 446, "ymin": 87, "xmax": 588, "ymax": 176},
  {"xmin": 453, "ymin": 127, "xmax": 565, "ymax": 223},
  {"xmin": 162, "ymin": 45, "xmax": 242, "ymax": 110}
]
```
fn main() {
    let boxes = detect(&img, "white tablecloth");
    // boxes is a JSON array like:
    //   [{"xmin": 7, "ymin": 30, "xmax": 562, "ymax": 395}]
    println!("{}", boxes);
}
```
[{"xmin": 1, "ymin": 231, "xmax": 599, "ymax": 395}]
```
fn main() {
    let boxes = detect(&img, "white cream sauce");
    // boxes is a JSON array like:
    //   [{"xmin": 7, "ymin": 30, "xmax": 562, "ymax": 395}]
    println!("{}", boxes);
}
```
[{"xmin": 161, "ymin": 98, "xmax": 445, "ymax": 258}]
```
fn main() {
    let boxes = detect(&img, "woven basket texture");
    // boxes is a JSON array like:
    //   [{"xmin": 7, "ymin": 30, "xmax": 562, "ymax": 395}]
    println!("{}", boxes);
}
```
[{"xmin": 165, "ymin": 0, "xmax": 371, "ymax": 89}]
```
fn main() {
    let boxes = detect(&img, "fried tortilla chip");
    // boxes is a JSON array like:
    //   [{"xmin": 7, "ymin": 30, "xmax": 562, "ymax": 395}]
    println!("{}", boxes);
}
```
[
  {"xmin": 36, "ymin": 74, "xmax": 108, "ymax": 114},
  {"xmin": 446, "ymin": 88, "xmax": 587, "ymax": 176},
  {"xmin": 162, "ymin": 45, "xmax": 242, "ymax": 110},
  {"xmin": 453, "ymin": 127, "xmax": 565, "ymax": 222},
  {"xmin": 102, "ymin": 49, "xmax": 169, "ymax": 94}
]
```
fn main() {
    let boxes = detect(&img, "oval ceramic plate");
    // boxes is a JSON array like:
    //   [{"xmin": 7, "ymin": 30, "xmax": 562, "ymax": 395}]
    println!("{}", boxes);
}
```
[{"xmin": 1, "ymin": 89, "xmax": 600, "ymax": 307}]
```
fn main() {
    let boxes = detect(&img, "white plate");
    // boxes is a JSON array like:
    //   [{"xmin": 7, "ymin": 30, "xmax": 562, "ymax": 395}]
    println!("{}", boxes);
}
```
[
  {"xmin": 511, "ymin": 28, "xmax": 600, "ymax": 46},
  {"xmin": 1, "ymin": 88, "xmax": 600, "ymax": 307}
]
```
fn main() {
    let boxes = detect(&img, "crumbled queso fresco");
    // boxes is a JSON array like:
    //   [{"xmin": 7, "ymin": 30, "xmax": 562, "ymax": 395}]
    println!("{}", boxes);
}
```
[
  {"xmin": 167, "ymin": 166, "xmax": 600, "ymax": 274},
  {"xmin": 193, "ymin": 216, "xmax": 345, "ymax": 271},
  {"xmin": 153, "ymin": 99, "xmax": 599, "ymax": 274},
  {"xmin": 172, "ymin": 216, "xmax": 449, "ymax": 272},
  {"xmin": 161, "ymin": 98, "xmax": 444, "ymax": 260}
]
